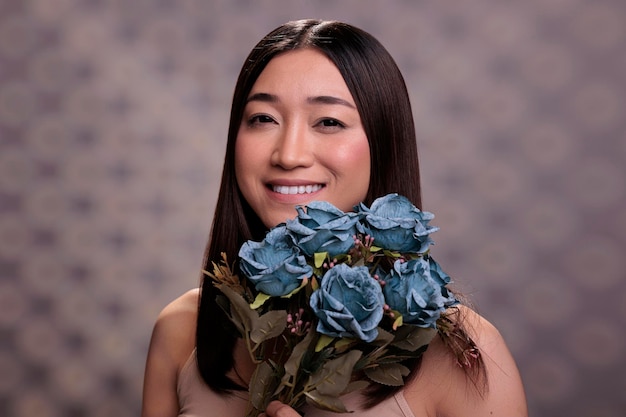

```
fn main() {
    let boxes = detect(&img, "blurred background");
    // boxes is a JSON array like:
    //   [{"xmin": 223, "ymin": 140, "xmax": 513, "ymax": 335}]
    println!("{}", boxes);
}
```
[{"xmin": 1, "ymin": 0, "xmax": 625, "ymax": 416}]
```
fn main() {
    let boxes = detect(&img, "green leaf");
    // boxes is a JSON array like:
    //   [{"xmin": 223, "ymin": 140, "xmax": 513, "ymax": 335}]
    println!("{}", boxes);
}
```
[
  {"xmin": 370, "ymin": 245, "xmax": 383, "ymax": 252},
  {"xmin": 306, "ymin": 349, "xmax": 362, "ymax": 396},
  {"xmin": 344, "ymin": 380, "xmax": 369, "ymax": 394},
  {"xmin": 334, "ymin": 337, "xmax": 356, "ymax": 352},
  {"xmin": 304, "ymin": 390, "xmax": 351, "ymax": 413},
  {"xmin": 250, "ymin": 310, "xmax": 288, "ymax": 345},
  {"xmin": 314, "ymin": 252, "xmax": 328, "ymax": 268},
  {"xmin": 315, "ymin": 334, "xmax": 335, "ymax": 352},
  {"xmin": 311, "ymin": 275, "xmax": 319, "ymax": 291},
  {"xmin": 372, "ymin": 327, "xmax": 394, "ymax": 346},
  {"xmin": 250, "ymin": 292, "xmax": 271, "ymax": 310},
  {"xmin": 392, "ymin": 314, "xmax": 403, "ymax": 330},
  {"xmin": 375, "ymin": 354, "xmax": 411, "ymax": 365},
  {"xmin": 364, "ymin": 363, "xmax": 410, "ymax": 386},
  {"xmin": 392, "ymin": 326, "xmax": 437, "ymax": 351},
  {"xmin": 216, "ymin": 283, "xmax": 258, "ymax": 332},
  {"xmin": 281, "ymin": 329, "xmax": 315, "ymax": 387},
  {"xmin": 333, "ymin": 253, "xmax": 351, "ymax": 264},
  {"xmin": 249, "ymin": 361, "xmax": 279, "ymax": 410}
]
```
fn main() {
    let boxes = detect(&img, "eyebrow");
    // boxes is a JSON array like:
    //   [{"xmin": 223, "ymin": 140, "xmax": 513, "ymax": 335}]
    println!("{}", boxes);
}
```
[
  {"xmin": 308, "ymin": 95, "xmax": 356, "ymax": 109},
  {"xmin": 246, "ymin": 92, "xmax": 277, "ymax": 103},
  {"xmin": 246, "ymin": 93, "xmax": 356, "ymax": 109}
]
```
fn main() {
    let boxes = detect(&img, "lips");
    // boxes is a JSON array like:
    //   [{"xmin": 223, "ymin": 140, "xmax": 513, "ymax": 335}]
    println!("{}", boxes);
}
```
[{"xmin": 271, "ymin": 184, "xmax": 324, "ymax": 195}]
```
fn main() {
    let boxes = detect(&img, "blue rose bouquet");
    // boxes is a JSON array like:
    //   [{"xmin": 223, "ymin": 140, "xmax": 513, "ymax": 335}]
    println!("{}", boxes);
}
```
[{"xmin": 205, "ymin": 194, "xmax": 474, "ymax": 416}]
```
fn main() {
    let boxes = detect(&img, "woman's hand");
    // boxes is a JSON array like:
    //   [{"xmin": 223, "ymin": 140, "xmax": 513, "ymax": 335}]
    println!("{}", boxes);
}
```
[{"xmin": 261, "ymin": 401, "xmax": 302, "ymax": 417}]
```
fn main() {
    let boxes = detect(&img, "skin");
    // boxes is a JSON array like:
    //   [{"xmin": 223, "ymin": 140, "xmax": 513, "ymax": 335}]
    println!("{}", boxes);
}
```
[
  {"xmin": 235, "ymin": 49, "xmax": 371, "ymax": 229},
  {"xmin": 141, "ymin": 49, "xmax": 528, "ymax": 417}
]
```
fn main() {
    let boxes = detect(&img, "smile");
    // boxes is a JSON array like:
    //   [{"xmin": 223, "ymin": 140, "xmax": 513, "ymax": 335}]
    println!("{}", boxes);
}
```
[{"xmin": 272, "ymin": 184, "xmax": 324, "ymax": 195}]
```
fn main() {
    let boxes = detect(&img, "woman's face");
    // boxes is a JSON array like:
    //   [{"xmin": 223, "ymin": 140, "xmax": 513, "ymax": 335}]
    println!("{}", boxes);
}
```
[{"xmin": 235, "ymin": 48, "xmax": 371, "ymax": 228}]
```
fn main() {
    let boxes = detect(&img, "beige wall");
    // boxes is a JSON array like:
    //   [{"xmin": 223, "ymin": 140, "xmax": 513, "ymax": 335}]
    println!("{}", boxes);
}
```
[{"xmin": 1, "ymin": 1, "xmax": 625, "ymax": 416}]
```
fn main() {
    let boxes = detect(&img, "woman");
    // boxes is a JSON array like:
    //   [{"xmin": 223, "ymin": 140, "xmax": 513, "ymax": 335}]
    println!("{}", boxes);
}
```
[{"xmin": 142, "ymin": 19, "xmax": 528, "ymax": 417}]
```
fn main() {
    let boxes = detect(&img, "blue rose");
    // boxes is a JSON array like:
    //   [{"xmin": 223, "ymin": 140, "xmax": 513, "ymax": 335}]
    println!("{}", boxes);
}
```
[
  {"xmin": 238, "ymin": 226, "xmax": 313, "ymax": 296},
  {"xmin": 382, "ymin": 257, "xmax": 457, "ymax": 328},
  {"xmin": 356, "ymin": 194, "xmax": 438, "ymax": 254},
  {"xmin": 286, "ymin": 201, "xmax": 361, "ymax": 258},
  {"xmin": 428, "ymin": 257, "xmax": 457, "ymax": 302},
  {"xmin": 310, "ymin": 263, "xmax": 384, "ymax": 342}
]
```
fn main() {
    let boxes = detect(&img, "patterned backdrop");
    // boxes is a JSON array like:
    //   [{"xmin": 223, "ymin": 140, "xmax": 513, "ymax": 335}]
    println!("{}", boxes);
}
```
[{"xmin": 1, "ymin": 0, "xmax": 625, "ymax": 416}]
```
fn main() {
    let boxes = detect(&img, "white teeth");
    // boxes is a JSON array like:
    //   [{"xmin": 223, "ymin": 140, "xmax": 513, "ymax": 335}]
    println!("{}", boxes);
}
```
[{"xmin": 273, "ymin": 184, "xmax": 323, "ymax": 195}]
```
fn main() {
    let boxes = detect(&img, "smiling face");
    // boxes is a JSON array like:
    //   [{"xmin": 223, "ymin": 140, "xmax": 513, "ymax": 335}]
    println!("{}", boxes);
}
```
[{"xmin": 234, "ymin": 48, "xmax": 371, "ymax": 228}]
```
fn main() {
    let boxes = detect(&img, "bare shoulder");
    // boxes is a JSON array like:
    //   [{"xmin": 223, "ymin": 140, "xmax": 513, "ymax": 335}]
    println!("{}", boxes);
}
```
[
  {"xmin": 455, "ymin": 305, "xmax": 508, "ymax": 355},
  {"xmin": 404, "ymin": 305, "xmax": 528, "ymax": 417},
  {"xmin": 141, "ymin": 288, "xmax": 199, "ymax": 417},
  {"xmin": 152, "ymin": 288, "xmax": 199, "ymax": 368},
  {"xmin": 159, "ymin": 287, "xmax": 200, "ymax": 320}
]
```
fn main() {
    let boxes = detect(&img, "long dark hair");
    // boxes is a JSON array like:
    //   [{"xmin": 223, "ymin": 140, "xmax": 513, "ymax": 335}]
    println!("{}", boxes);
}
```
[{"xmin": 197, "ymin": 19, "xmax": 436, "ymax": 404}]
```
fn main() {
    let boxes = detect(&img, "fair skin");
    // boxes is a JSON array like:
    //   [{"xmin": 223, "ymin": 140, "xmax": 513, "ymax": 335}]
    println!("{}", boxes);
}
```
[
  {"xmin": 235, "ymin": 49, "xmax": 371, "ymax": 228},
  {"xmin": 142, "ymin": 49, "xmax": 528, "ymax": 417}
]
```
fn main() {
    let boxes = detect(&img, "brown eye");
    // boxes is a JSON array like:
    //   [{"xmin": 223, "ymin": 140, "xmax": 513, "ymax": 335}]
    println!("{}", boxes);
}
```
[
  {"xmin": 320, "ymin": 118, "xmax": 343, "ymax": 127},
  {"xmin": 316, "ymin": 118, "xmax": 346, "ymax": 132},
  {"xmin": 249, "ymin": 114, "xmax": 276, "ymax": 125}
]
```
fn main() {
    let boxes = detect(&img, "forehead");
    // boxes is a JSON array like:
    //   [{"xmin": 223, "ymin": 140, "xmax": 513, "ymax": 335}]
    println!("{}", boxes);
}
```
[{"xmin": 250, "ymin": 48, "xmax": 352, "ymax": 100}]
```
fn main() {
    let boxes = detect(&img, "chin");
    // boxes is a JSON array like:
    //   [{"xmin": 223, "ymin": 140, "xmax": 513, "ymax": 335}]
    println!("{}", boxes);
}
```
[{"xmin": 264, "ymin": 213, "xmax": 296, "ymax": 229}]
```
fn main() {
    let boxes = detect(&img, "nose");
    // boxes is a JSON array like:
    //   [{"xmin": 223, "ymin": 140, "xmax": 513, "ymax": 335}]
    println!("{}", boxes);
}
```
[{"xmin": 270, "ymin": 123, "xmax": 314, "ymax": 169}]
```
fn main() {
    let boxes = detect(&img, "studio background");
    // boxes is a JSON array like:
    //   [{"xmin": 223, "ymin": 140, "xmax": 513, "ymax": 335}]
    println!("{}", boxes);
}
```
[{"xmin": 1, "ymin": 1, "xmax": 625, "ymax": 416}]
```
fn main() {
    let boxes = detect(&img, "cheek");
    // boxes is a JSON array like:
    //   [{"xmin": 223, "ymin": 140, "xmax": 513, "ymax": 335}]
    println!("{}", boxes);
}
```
[
  {"xmin": 234, "ymin": 137, "xmax": 259, "ymax": 186},
  {"xmin": 234, "ymin": 141, "xmax": 259, "ymax": 210},
  {"xmin": 332, "ymin": 135, "xmax": 369, "ymax": 164},
  {"xmin": 335, "ymin": 138, "xmax": 371, "ymax": 183}
]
